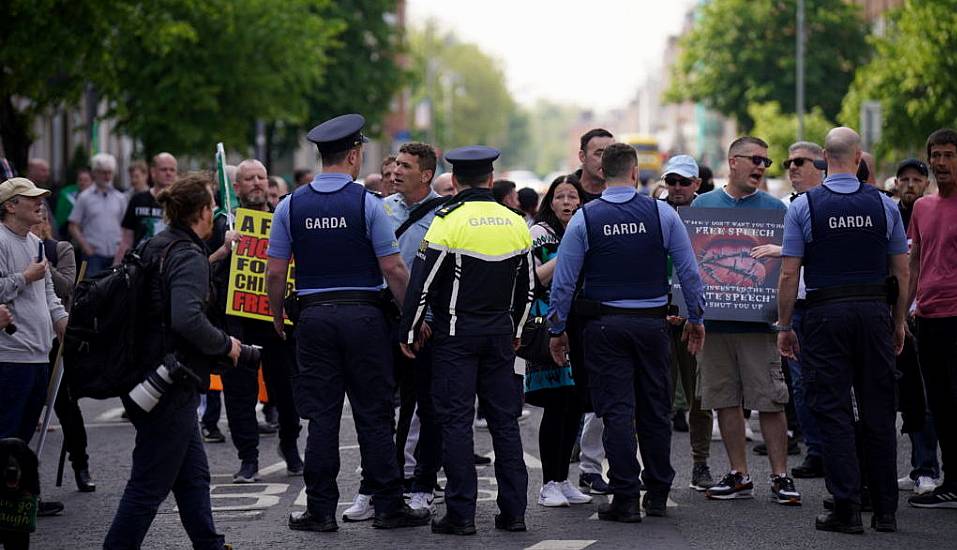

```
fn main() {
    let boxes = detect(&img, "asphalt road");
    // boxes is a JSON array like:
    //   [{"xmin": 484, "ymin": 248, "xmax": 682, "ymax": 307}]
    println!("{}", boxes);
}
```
[{"xmin": 28, "ymin": 394, "xmax": 957, "ymax": 549}]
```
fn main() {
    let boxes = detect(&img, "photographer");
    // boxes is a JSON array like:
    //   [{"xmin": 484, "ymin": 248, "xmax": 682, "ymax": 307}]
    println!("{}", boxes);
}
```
[{"xmin": 104, "ymin": 173, "xmax": 242, "ymax": 550}]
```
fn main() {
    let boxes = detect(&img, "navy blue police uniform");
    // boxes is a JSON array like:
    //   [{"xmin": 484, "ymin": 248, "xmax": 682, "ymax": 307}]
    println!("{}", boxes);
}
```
[
  {"xmin": 268, "ymin": 113, "xmax": 429, "ymax": 532},
  {"xmin": 547, "ymin": 183, "xmax": 706, "ymax": 520},
  {"xmin": 400, "ymin": 146, "xmax": 535, "ymax": 535},
  {"xmin": 781, "ymin": 173, "xmax": 908, "ymax": 531}
]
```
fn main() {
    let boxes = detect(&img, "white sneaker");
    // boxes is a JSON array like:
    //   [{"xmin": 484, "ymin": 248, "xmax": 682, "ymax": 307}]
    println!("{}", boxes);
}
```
[
  {"xmin": 342, "ymin": 493, "xmax": 374, "ymax": 522},
  {"xmin": 408, "ymin": 492, "xmax": 436, "ymax": 514},
  {"xmin": 898, "ymin": 475, "xmax": 913, "ymax": 490},
  {"xmin": 558, "ymin": 480, "xmax": 593, "ymax": 504},
  {"xmin": 538, "ymin": 481, "xmax": 570, "ymax": 507},
  {"xmin": 915, "ymin": 476, "xmax": 938, "ymax": 495},
  {"xmin": 744, "ymin": 421, "xmax": 756, "ymax": 442}
]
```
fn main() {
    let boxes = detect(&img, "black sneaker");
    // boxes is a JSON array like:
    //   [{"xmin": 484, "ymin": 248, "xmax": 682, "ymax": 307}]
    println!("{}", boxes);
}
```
[
  {"xmin": 791, "ymin": 454, "xmax": 825, "ymax": 478},
  {"xmin": 474, "ymin": 453, "xmax": 492, "ymax": 465},
  {"xmin": 279, "ymin": 443, "xmax": 303, "ymax": 476},
  {"xmin": 37, "ymin": 500, "xmax": 64, "ymax": 517},
  {"xmin": 770, "ymin": 475, "xmax": 801, "ymax": 506},
  {"xmin": 705, "ymin": 471, "xmax": 753, "ymax": 500},
  {"xmin": 909, "ymin": 485, "xmax": 957, "ymax": 509},
  {"xmin": 672, "ymin": 410, "xmax": 689, "ymax": 432},
  {"xmin": 579, "ymin": 473, "xmax": 610, "ymax": 495},
  {"xmin": 202, "ymin": 426, "xmax": 226, "ymax": 443},
  {"xmin": 232, "ymin": 461, "xmax": 259, "ymax": 483},
  {"xmin": 690, "ymin": 463, "xmax": 715, "ymax": 491}
]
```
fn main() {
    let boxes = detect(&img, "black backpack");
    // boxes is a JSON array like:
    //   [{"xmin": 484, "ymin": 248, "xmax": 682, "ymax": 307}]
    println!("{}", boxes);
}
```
[{"xmin": 63, "ymin": 239, "xmax": 183, "ymax": 399}]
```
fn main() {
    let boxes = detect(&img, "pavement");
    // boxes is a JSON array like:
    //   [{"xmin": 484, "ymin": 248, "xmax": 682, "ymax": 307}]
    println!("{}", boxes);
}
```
[{"xmin": 28, "ymin": 396, "xmax": 957, "ymax": 550}]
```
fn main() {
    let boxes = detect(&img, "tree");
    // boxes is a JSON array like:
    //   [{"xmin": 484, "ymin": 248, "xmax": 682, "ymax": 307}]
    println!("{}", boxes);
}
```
[
  {"xmin": 666, "ymin": 0, "xmax": 868, "ymax": 130},
  {"xmin": 103, "ymin": 0, "xmax": 340, "ymax": 159},
  {"xmin": 839, "ymin": 0, "xmax": 957, "ymax": 158},
  {"xmin": 0, "ymin": 0, "xmax": 120, "ymax": 171},
  {"xmin": 748, "ymin": 101, "xmax": 832, "ymax": 178},
  {"xmin": 408, "ymin": 26, "xmax": 516, "ymax": 153}
]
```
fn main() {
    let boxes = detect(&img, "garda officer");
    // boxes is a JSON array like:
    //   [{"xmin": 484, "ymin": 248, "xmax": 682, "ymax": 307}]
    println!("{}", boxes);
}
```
[
  {"xmin": 548, "ymin": 143, "xmax": 706, "ymax": 522},
  {"xmin": 399, "ymin": 146, "xmax": 534, "ymax": 535},
  {"xmin": 777, "ymin": 127, "xmax": 909, "ymax": 534},
  {"xmin": 265, "ymin": 113, "xmax": 430, "ymax": 532}
]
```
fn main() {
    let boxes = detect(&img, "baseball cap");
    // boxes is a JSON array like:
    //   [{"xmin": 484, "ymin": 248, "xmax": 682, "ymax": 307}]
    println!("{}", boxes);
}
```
[
  {"xmin": 896, "ymin": 158, "xmax": 928, "ymax": 178},
  {"xmin": 0, "ymin": 177, "xmax": 50, "ymax": 204},
  {"xmin": 662, "ymin": 155, "xmax": 699, "ymax": 179}
]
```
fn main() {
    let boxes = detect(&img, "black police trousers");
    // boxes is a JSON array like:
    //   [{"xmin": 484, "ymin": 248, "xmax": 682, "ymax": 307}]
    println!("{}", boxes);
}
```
[
  {"xmin": 221, "ymin": 331, "xmax": 300, "ymax": 465},
  {"xmin": 431, "ymin": 332, "xmax": 527, "ymax": 523},
  {"xmin": 583, "ymin": 315, "xmax": 675, "ymax": 499},
  {"xmin": 801, "ymin": 300, "xmax": 898, "ymax": 514},
  {"xmin": 294, "ymin": 303, "xmax": 402, "ymax": 517},
  {"xmin": 105, "ymin": 386, "xmax": 224, "ymax": 549}
]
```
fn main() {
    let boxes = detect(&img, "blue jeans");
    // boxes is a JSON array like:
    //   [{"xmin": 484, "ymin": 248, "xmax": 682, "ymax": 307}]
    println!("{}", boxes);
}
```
[
  {"xmin": 84, "ymin": 254, "xmax": 113, "ymax": 277},
  {"xmin": 0, "ymin": 362, "xmax": 49, "ymax": 443},
  {"xmin": 909, "ymin": 413, "xmax": 941, "ymax": 479},
  {"xmin": 788, "ymin": 309, "xmax": 823, "ymax": 458}
]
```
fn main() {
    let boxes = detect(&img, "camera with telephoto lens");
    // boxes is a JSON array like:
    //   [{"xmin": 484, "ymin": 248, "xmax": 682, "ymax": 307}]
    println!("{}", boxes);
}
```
[
  {"xmin": 217, "ymin": 343, "xmax": 262, "ymax": 373},
  {"xmin": 128, "ymin": 354, "xmax": 202, "ymax": 413}
]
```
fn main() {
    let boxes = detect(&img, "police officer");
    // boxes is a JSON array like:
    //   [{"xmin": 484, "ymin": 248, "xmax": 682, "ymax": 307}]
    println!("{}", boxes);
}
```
[
  {"xmin": 548, "ymin": 143, "xmax": 706, "ymax": 522},
  {"xmin": 207, "ymin": 159, "xmax": 302, "ymax": 483},
  {"xmin": 399, "ymin": 146, "xmax": 534, "ymax": 535},
  {"xmin": 265, "ymin": 114, "xmax": 429, "ymax": 532},
  {"xmin": 777, "ymin": 127, "xmax": 909, "ymax": 534}
]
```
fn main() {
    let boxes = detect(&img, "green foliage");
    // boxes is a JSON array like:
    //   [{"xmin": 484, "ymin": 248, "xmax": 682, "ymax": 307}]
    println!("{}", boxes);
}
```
[
  {"xmin": 667, "ymin": 0, "xmax": 868, "ymax": 130},
  {"xmin": 839, "ymin": 0, "xmax": 957, "ymax": 158},
  {"xmin": 748, "ymin": 101, "xmax": 832, "ymax": 178},
  {"xmin": 408, "ymin": 25, "xmax": 516, "ymax": 153},
  {"xmin": 103, "ymin": 0, "xmax": 341, "ymax": 158}
]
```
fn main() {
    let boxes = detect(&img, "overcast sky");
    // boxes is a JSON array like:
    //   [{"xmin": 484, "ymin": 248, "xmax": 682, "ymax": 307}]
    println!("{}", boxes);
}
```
[{"xmin": 407, "ymin": 0, "xmax": 698, "ymax": 112}]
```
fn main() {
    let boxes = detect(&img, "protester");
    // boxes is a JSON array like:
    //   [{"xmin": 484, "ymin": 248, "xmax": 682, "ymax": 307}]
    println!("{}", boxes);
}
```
[
  {"xmin": 115, "ymin": 153, "xmax": 178, "ymax": 262},
  {"xmin": 267, "ymin": 175, "xmax": 289, "ymax": 208},
  {"xmin": 698, "ymin": 165, "xmax": 715, "ymax": 194},
  {"xmin": 778, "ymin": 127, "xmax": 907, "ymax": 533},
  {"xmin": 432, "ymin": 172, "xmax": 456, "ymax": 197},
  {"xmin": 0, "ymin": 177, "xmax": 69, "ymax": 517},
  {"xmin": 363, "ymin": 172, "xmax": 385, "ymax": 196},
  {"xmin": 208, "ymin": 159, "xmax": 302, "ymax": 483},
  {"xmin": 577, "ymin": 128, "xmax": 614, "ymax": 202},
  {"xmin": 381, "ymin": 155, "xmax": 397, "ymax": 196},
  {"xmin": 104, "ymin": 172, "xmax": 244, "ymax": 549},
  {"xmin": 524, "ymin": 174, "xmax": 592, "ymax": 508},
  {"xmin": 68, "ymin": 153, "xmax": 127, "ymax": 276},
  {"xmin": 492, "ymin": 179, "xmax": 520, "ymax": 210},
  {"xmin": 517, "ymin": 187, "xmax": 539, "ymax": 225},
  {"xmin": 128, "ymin": 160, "xmax": 149, "ymax": 194},
  {"xmin": 26, "ymin": 159, "xmax": 51, "ymax": 191},
  {"xmin": 293, "ymin": 168, "xmax": 314, "ymax": 189},
  {"xmin": 692, "ymin": 137, "xmax": 800, "ymax": 505},
  {"xmin": 658, "ymin": 155, "xmax": 715, "ymax": 491},
  {"xmin": 907, "ymin": 128, "xmax": 957, "ymax": 509},
  {"xmin": 54, "ymin": 168, "xmax": 92, "ymax": 234}
]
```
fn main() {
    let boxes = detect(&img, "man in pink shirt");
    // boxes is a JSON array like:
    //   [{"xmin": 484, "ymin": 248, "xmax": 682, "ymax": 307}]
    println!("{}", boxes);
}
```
[{"xmin": 907, "ymin": 128, "xmax": 957, "ymax": 509}]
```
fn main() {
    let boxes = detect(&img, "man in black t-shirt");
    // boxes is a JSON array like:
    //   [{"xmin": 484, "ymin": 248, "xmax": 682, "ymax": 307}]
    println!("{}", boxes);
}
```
[{"xmin": 114, "ymin": 153, "xmax": 177, "ymax": 262}]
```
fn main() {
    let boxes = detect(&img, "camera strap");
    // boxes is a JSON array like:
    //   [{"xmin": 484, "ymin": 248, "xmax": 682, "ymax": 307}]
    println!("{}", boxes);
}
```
[{"xmin": 156, "ymin": 239, "xmax": 190, "ymax": 358}]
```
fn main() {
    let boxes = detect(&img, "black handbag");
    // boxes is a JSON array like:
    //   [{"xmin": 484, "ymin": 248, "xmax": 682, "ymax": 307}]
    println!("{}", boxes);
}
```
[{"xmin": 517, "ymin": 316, "xmax": 554, "ymax": 365}]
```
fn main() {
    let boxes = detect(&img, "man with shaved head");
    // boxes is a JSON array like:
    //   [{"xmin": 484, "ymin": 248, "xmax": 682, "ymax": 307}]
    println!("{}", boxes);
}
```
[
  {"xmin": 778, "ymin": 127, "xmax": 908, "ymax": 533},
  {"xmin": 207, "ymin": 158, "xmax": 303, "ymax": 484},
  {"xmin": 432, "ymin": 172, "xmax": 457, "ymax": 197},
  {"xmin": 115, "ymin": 152, "xmax": 178, "ymax": 262}
]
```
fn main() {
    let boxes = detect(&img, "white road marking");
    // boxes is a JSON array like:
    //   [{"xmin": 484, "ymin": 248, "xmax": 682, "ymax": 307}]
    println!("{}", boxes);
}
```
[
  {"xmin": 525, "ymin": 541, "xmax": 596, "ymax": 550},
  {"xmin": 94, "ymin": 407, "xmax": 127, "ymax": 422}
]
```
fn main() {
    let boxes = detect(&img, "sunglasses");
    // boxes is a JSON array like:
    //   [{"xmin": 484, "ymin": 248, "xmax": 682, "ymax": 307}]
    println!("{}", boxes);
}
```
[
  {"xmin": 664, "ymin": 175, "xmax": 694, "ymax": 187},
  {"xmin": 782, "ymin": 157, "xmax": 816, "ymax": 169},
  {"xmin": 733, "ymin": 154, "xmax": 773, "ymax": 168}
]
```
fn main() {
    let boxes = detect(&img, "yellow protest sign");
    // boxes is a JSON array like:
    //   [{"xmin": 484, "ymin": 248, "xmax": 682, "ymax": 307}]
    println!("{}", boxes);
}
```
[{"xmin": 225, "ymin": 208, "xmax": 295, "ymax": 322}]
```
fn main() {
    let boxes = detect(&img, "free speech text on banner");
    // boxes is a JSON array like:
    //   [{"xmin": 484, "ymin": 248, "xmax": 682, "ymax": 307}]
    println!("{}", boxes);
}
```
[
  {"xmin": 225, "ymin": 208, "xmax": 295, "ymax": 323},
  {"xmin": 672, "ymin": 207, "xmax": 785, "ymax": 324}
]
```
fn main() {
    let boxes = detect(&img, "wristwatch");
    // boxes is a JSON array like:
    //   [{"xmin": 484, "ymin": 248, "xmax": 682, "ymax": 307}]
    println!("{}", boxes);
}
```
[{"xmin": 772, "ymin": 323, "xmax": 792, "ymax": 332}]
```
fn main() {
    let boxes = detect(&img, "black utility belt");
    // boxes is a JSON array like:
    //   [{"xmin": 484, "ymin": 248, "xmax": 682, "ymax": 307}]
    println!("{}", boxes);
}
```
[
  {"xmin": 804, "ymin": 282, "xmax": 892, "ymax": 307},
  {"xmin": 574, "ymin": 298, "xmax": 668, "ymax": 319},
  {"xmin": 298, "ymin": 290, "xmax": 386, "ymax": 308}
]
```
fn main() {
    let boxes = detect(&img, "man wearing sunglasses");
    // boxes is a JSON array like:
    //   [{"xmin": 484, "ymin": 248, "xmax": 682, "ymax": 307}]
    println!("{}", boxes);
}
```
[
  {"xmin": 691, "ymin": 136, "xmax": 800, "ymax": 507},
  {"xmin": 658, "ymin": 156, "xmax": 714, "ymax": 492}
]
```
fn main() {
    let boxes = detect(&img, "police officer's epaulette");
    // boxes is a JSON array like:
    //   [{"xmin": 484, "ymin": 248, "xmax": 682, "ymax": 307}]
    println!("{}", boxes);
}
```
[{"xmin": 435, "ymin": 200, "xmax": 465, "ymax": 218}]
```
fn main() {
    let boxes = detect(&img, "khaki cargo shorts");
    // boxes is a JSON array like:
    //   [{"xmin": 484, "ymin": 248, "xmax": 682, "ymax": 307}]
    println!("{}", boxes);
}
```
[{"xmin": 698, "ymin": 332, "xmax": 788, "ymax": 412}]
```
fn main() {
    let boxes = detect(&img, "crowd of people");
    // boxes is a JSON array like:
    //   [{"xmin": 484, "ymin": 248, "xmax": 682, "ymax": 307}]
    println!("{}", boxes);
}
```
[{"xmin": 0, "ymin": 116, "xmax": 955, "ymax": 548}]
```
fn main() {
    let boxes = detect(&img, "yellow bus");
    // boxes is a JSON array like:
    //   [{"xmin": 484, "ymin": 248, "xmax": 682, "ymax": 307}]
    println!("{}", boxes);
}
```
[{"xmin": 619, "ymin": 133, "xmax": 661, "ymax": 183}]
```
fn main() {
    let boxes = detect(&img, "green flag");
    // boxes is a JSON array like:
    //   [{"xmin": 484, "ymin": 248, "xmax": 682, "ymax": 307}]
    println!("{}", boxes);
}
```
[{"xmin": 215, "ymin": 142, "xmax": 237, "ymax": 226}]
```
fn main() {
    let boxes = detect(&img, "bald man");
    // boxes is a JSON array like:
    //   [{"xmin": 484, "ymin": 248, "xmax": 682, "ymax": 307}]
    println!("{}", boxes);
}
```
[
  {"xmin": 778, "ymin": 127, "xmax": 908, "ymax": 534},
  {"xmin": 363, "ymin": 173, "xmax": 385, "ymax": 196},
  {"xmin": 206, "ymin": 158, "xmax": 304, "ymax": 483},
  {"xmin": 432, "ymin": 172, "xmax": 457, "ymax": 197},
  {"xmin": 27, "ymin": 158, "xmax": 51, "ymax": 189},
  {"xmin": 115, "ymin": 153, "xmax": 178, "ymax": 262}
]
